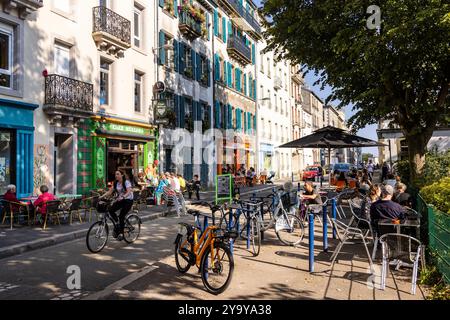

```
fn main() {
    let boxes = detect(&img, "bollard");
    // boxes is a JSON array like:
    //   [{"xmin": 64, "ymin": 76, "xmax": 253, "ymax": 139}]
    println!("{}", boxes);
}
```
[
  {"xmin": 309, "ymin": 213, "xmax": 315, "ymax": 272},
  {"xmin": 331, "ymin": 198, "xmax": 337, "ymax": 239},
  {"xmin": 246, "ymin": 204, "xmax": 251, "ymax": 249},
  {"xmin": 323, "ymin": 203, "xmax": 328, "ymax": 252},
  {"xmin": 229, "ymin": 208, "xmax": 234, "ymax": 255}
]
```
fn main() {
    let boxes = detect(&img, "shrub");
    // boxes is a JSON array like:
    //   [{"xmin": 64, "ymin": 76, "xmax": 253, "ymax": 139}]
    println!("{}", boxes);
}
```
[{"xmin": 420, "ymin": 177, "xmax": 450, "ymax": 214}]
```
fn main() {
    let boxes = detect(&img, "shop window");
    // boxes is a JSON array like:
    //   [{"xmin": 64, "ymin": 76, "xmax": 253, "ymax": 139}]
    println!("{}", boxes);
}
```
[
  {"xmin": 0, "ymin": 130, "xmax": 15, "ymax": 194},
  {"xmin": 100, "ymin": 59, "xmax": 111, "ymax": 105},
  {"xmin": 0, "ymin": 26, "xmax": 12, "ymax": 89}
]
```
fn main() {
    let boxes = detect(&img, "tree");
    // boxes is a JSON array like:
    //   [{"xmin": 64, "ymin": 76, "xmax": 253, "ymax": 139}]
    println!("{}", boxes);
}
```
[
  {"xmin": 261, "ymin": 0, "xmax": 450, "ymax": 184},
  {"xmin": 362, "ymin": 153, "xmax": 374, "ymax": 163}
]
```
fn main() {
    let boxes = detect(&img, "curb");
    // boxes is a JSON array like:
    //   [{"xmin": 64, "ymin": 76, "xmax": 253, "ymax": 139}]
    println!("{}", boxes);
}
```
[{"xmin": 0, "ymin": 210, "xmax": 168, "ymax": 261}]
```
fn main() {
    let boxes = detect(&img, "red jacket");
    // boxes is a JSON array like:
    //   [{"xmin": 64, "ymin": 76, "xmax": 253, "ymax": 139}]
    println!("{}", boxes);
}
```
[
  {"xmin": 34, "ymin": 192, "xmax": 56, "ymax": 215},
  {"xmin": 3, "ymin": 191, "xmax": 21, "ymax": 211}
]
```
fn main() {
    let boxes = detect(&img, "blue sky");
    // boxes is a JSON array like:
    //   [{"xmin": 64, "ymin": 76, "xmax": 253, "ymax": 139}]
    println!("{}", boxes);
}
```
[{"xmin": 253, "ymin": 0, "xmax": 379, "ymax": 156}]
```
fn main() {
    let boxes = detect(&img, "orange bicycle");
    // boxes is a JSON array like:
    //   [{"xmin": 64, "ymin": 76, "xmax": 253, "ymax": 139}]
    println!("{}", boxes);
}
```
[{"xmin": 174, "ymin": 202, "xmax": 236, "ymax": 294}]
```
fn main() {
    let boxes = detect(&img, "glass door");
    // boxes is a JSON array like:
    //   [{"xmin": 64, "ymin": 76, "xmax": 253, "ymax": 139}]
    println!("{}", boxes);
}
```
[{"xmin": 0, "ymin": 129, "xmax": 15, "ymax": 194}]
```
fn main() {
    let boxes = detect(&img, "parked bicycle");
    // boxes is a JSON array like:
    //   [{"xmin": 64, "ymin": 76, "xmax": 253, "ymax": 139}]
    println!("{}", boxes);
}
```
[
  {"xmin": 249, "ymin": 188, "xmax": 304, "ymax": 246},
  {"xmin": 86, "ymin": 197, "xmax": 141, "ymax": 253},
  {"xmin": 174, "ymin": 201, "xmax": 236, "ymax": 295}
]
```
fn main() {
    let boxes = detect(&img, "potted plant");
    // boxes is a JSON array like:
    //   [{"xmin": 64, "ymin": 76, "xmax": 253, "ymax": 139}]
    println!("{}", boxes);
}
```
[
  {"xmin": 164, "ymin": 1, "xmax": 174, "ymax": 15},
  {"xmin": 184, "ymin": 67, "xmax": 193, "ymax": 78}
]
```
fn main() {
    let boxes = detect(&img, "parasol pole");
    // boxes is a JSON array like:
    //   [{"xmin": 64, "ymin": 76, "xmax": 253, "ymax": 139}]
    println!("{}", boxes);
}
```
[{"xmin": 328, "ymin": 145, "xmax": 331, "ymax": 187}]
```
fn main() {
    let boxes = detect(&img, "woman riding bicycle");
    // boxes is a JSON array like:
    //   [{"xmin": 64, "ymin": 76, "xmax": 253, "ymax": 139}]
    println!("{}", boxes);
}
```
[{"xmin": 100, "ymin": 170, "xmax": 134, "ymax": 238}]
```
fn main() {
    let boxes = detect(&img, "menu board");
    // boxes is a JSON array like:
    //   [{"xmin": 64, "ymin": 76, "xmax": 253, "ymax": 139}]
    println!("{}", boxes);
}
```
[{"xmin": 215, "ymin": 174, "xmax": 233, "ymax": 204}]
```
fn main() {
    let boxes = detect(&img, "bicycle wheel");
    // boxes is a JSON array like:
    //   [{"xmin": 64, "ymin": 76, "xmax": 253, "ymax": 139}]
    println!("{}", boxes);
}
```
[
  {"xmin": 200, "ymin": 241, "xmax": 234, "ymax": 295},
  {"xmin": 123, "ymin": 214, "xmax": 141, "ymax": 244},
  {"xmin": 260, "ymin": 203, "xmax": 274, "ymax": 231},
  {"xmin": 86, "ymin": 221, "xmax": 109, "ymax": 253},
  {"xmin": 275, "ymin": 213, "xmax": 304, "ymax": 246},
  {"xmin": 174, "ymin": 233, "xmax": 192, "ymax": 273},
  {"xmin": 240, "ymin": 217, "xmax": 261, "ymax": 256}
]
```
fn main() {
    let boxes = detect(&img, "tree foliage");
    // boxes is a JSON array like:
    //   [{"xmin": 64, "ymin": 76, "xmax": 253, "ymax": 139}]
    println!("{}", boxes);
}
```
[{"xmin": 261, "ymin": 0, "xmax": 450, "ymax": 180}]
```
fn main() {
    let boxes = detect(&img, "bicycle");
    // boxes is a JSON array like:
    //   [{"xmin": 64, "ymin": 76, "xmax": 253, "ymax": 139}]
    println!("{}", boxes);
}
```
[
  {"xmin": 221, "ymin": 200, "xmax": 262, "ymax": 257},
  {"xmin": 174, "ymin": 201, "xmax": 236, "ymax": 295},
  {"xmin": 86, "ymin": 197, "xmax": 142, "ymax": 253},
  {"xmin": 249, "ymin": 188, "xmax": 304, "ymax": 246}
]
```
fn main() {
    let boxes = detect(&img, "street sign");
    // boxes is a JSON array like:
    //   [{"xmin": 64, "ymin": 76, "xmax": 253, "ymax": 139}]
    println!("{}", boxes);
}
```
[
  {"xmin": 153, "ymin": 81, "xmax": 165, "ymax": 94},
  {"xmin": 155, "ymin": 119, "xmax": 169, "ymax": 125},
  {"xmin": 215, "ymin": 174, "xmax": 233, "ymax": 204}
]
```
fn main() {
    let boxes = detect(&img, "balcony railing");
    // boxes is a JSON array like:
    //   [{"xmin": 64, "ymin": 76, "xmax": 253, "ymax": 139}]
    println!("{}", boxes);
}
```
[
  {"xmin": 45, "ymin": 74, "xmax": 93, "ymax": 113},
  {"xmin": 179, "ymin": 10, "xmax": 202, "ymax": 40},
  {"xmin": 219, "ymin": 0, "xmax": 261, "ymax": 36},
  {"xmin": 227, "ymin": 35, "xmax": 252, "ymax": 65},
  {"xmin": 3, "ymin": 0, "xmax": 43, "ymax": 19},
  {"xmin": 92, "ymin": 6, "xmax": 131, "ymax": 57}
]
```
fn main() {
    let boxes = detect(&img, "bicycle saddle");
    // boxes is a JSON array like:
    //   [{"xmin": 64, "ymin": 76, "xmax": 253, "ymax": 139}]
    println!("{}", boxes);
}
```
[{"xmin": 187, "ymin": 209, "xmax": 201, "ymax": 216}]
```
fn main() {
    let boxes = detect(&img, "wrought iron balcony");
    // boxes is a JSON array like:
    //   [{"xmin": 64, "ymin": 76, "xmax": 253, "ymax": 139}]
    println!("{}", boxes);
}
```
[
  {"xmin": 2, "ymin": 0, "xmax": 43, "ymax": 19},
  {"xmin": 274, "ymin": 76, "xmax": 282, "ymax": 90},
  {"xmin": 218, "ymin": 0, "xmax": 261, "ymax": 38},
  {"xmin": 291, "ymin": 72, "xmax": 304, "ymax": 84},
  {"xmin": 227, "ymin": 35, "xmax": 252, "ymax": 65},
  {"xmin": 179, "ymin": 10, "xmax": 202, "ymax": 40},
  {"xmin": 92, "ymin": 6, "xmax": 131, "ymax": 58},
  {"xmin": 44, "ymin": 74, "xmax": 94, "ymax": 124}
]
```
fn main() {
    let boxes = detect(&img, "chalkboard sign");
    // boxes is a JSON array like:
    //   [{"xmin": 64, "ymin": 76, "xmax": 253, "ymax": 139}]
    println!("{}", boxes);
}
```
[{"xmin": 215, "ymin": 174, "xmax": 233, "ymax": 204}]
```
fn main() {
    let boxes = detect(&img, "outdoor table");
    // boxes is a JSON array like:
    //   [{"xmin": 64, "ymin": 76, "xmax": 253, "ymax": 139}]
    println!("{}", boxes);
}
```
[{"xmin": 372, "ymin": 218, "xmax": 421, "ymax": 260}]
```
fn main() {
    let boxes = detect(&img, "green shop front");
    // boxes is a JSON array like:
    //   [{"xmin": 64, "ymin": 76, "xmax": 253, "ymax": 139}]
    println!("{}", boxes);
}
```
[{"xmin": 77, "ymin": 117, "xmax": 158, "ymax": 194}]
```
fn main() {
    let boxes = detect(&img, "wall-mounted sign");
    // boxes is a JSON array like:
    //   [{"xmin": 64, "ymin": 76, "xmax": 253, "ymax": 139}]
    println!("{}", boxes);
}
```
[
  {"xmin": 105, "ymin": 123, "xmax": 152, "ymax": 136},
  {"xmin": 153, "ymin": 81, "xmax": 166, "ymax": 94}
]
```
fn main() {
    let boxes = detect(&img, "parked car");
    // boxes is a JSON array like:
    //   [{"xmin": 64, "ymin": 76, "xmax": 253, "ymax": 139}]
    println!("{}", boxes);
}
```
[{"xmin": 302, "ymin": 165, "xmax": 323, "ymax": 181}]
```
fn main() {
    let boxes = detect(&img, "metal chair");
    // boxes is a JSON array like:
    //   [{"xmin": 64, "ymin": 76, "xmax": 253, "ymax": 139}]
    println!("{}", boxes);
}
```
[
  {"xmin": 65, "ymin": 198, "xmax": 83, "ymax": 224},
  {"xmin": 132, "ymin": 190, "xmax": 141, "ymax": 213},
  {"xmin": 1, "ymin": 199, "xmax": 31, "ymax": 229},
  {"xmin": 380, "ymin": 233, "xmax": 425, "ymax": 295},
  {"xmin": 42, "ymin": 200, "xmax": 62, "ymax": 230},
  {"xmin": 330, "ymin": 217, "xmax": 374, "ymax": 271},
  {"xmin": 348, "ymin": 198, "xmax": 374, "ymax": 240}
]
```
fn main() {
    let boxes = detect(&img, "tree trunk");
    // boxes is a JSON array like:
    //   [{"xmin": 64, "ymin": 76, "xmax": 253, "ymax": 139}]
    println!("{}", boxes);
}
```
[{"xmin": 405, "ymin": 129, "xmax": 434, "ymax": 185}]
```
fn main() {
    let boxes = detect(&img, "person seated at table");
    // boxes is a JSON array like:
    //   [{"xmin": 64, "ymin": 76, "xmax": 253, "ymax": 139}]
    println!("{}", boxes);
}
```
[
  {"xmin": 394, "ymin": 183, "xmax": 412, "ymax": 208},
  {"xmin": 383, "ymin": 174, "xmax": 397, "ymax": 188},
  {"xmin": 359, "ymin": 184, "xmax": 381, "ymax": 220},
  {"xmin": 300, "ymin": 181, "xmax": 323, "ymax": 205},
  {"xmin": 134, "ymin": 172, "xmax": 147, "ymax": 190},
  {"xmin": 3, "ymin": 184, "xmax": 28, "ymax": 213},
  {"xmin": 177, "ymin": 174, "xmax": 186, "ymax": 193},
  {"xmin": 33, "ymin": 185, "xmax": 57, "ymax": 218},
  {"xmin": 359, "ymin": 175, "xmax": 372, "ymax": 191},
  {"xmin": 154, "ymin": 173, "xmax": 168, "ymax": 205},
  {"xmin": 246, "ymin": 168, "xmax": 256, "ymax": 187},
  {"xmin": 370, "ymin": 184, "xmax": 406, "ymax": 234},
  {"xmin": 260, "ymin": 168, "xmax": 268, "ymax": 184}
]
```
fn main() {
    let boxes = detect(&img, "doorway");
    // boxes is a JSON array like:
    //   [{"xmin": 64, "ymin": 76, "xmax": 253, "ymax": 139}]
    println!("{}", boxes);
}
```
[{"xmin": 54, "ymin": 133, "xmax": 74, "ymax": 195}]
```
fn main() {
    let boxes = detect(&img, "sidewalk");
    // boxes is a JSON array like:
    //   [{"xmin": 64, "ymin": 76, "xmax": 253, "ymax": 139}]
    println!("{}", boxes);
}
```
[{"xmin": 0, "ymin": 183, "xmax": 276, "ymax": 260}]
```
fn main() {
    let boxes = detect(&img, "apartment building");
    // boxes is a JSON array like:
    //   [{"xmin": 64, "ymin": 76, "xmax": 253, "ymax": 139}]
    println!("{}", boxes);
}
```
[
  {"xmin": 156, "ymin": 0, "xmax": 214, "ymax": 185},
  {"xmin": 289, "ymin": 64, "xmax": 304, "ymax": 176},
  {"xmin": 212, "ymin": 0, "xmax": 260, "ymax": 176},
  {"xmin": 0, "ymin": 0, "xmax": 157, "ymax": 196},
  {"xmin": 323, "ymin": 104, "xmax": 348, "ymax": 164},
  {"xmin": 256, "ymin": 41, "xmax": 292, "ymax": 179},
  {"xmin": 301, "ymin": 87, "xmax": 324, "ymax": 167}
]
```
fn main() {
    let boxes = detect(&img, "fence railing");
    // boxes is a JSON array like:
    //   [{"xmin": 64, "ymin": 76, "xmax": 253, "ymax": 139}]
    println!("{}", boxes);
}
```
[
  {"xmin": 45, "ymin": 74, "xmax": 93, "ymax": 112},
  {"xmin": 416, "ymin": 193, "xmax": 450, "ymax": 284},
  {"xmin": 92, "ymin": 6, "xmax": 131, "ymax": 45}
]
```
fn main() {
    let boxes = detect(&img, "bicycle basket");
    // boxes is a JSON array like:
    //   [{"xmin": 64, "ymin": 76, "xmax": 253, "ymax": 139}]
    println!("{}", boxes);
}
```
[
  {"xmin": 281, "ymin": 192, "xmax": 291, "ymax": 209},
  {"xmin": 96, "ymin": 200, "xmax": 110, "ymax": 213}
]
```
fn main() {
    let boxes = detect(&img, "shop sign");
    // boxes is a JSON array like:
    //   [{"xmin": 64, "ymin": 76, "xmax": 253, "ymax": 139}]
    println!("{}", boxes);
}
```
[
  {"xmin": 96, "ymin": 147, "xmax": 104, "ymax": 179},
  {"xmin": 106, "ymin": 123, "xmax": 151, "ymax": 136}
]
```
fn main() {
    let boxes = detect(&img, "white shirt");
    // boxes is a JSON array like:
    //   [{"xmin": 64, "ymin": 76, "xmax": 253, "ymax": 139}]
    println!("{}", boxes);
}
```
[
  {"xmin": 171, "ymin": 177, "xmax": 181, "ymax": 192},
  {"xmin": 367, "ymin": 164, "xmax": 374, "ymax": 172},
  {"xmin": 116, "ymin": 180, "xmax": 134, "ymax": 200}
]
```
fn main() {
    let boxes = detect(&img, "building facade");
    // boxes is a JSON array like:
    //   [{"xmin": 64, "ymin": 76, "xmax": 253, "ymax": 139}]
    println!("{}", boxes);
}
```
[
  {"xmin": 323, "ymin": 104, "xmax": 348, "ymax": 164},
  {"xmin": 301, "ymin": 87, "xmax": 323, "ymax": 167},
  {"xmin": 289, "ymin": 64, "xmax": 304, "ymax": 177}
]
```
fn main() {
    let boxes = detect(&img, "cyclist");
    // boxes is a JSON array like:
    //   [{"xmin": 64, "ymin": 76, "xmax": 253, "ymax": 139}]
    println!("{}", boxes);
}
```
[{"xmin": 100, "ymin": 170, "xmax": 134, "ymax": 238}]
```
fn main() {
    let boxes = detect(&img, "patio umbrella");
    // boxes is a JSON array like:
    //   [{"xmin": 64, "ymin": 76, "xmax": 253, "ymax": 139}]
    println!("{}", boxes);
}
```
[{"xmin": 278, "ymin": 126, "xmax": 386, "ymax": 182}]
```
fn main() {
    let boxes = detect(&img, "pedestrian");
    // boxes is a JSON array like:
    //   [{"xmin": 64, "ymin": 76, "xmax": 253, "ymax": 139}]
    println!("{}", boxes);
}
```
[
  {"xmin": 367, "ymin": 160, "xmax": 374, "ymax": 181},
  {"xmin": 188, "ymin": 175, "xmax": 201, "ymax": 200}
]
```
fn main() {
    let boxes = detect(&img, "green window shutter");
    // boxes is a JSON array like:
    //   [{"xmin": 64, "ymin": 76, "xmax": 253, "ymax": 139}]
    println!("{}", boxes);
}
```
[
  {"xmin": 244, "ymin": 74, "xmax": 247, "ymax": 96},
  {"xmin": 228, "ymin": 20, "xmax": 232, "ymax": 37},
  {"xmin": 253, "ymin": 79, "xmax": 257, "ymax": 99},
  {"xmin": 174, "ymin": 94, "xmax": 180, "ymax": 127},
  {"xmin": 222, "ymin": 17, "xmax": 227, "ymax": 42},
  {"xmin": 252, "ymin": 43, "xmax": 255, "ymax": 64},
  {"xmin": 215, "ymin": 101, "xmax": 220, "ymax": 128},
  {"xmin": 214, "ymin": 54, "xmax": 220, "ymax": 81},
  {"xmin": 227, "ymin": 63, "xmax": 232, "ymax": 87},
  {"xmin": 227, "ymin": 104, "xmax": 232, "ymax": 129},
  {"xmin": 253, "ymin": 115, "xmax": 257, "ymax": 133},
  {"xmin": 206, "ymin": 12, "xmax": 210, "ymax": 40},
  {"xmin": 197, "ymin": 53, "xmax": 202, "ymax": 82},
  {"xmin": 179, "ymin": 96, "xmax": 185, "ymax": 128},
  {"xmin": 159, "ymin": 0, "xmax": 164, "ymax": 8},
  {"xmin": 174, "ymin": 0, "xmax": 178, "ymax": 17},
  {"xmin": 206, "ymin": 57, "xmax": 211, "ymax": 87},
  {"xmin": 180, "ymin": 43, "xmax": 185, "ymax": 75},
  {"xmin": 158, "ymin": 31, "xmax": 165, "ymax": 65}
]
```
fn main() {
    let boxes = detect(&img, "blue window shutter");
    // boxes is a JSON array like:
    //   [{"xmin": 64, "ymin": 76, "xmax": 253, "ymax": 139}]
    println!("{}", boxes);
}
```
[
  {"xmin": 223, "ymin": 61, "xmax": 227, "ymax": 85},
  {"xmin": 228, "ymin": 20, "xmax": 232, "ymax": 37},
  {"xmin": 227, "ymin": 104, "xmax": 232, "ymax": 129},
  {"xmin": 253, "ymin": 79, "xmax": 257, "ymax": 99},
  {"xmin": 214, "ymin": 10, "xmax": 218, "ymax": 37},
  {"xmin": 173, "ymin": 39, "xmax": 179, "ymax": 72},
  {"xmin": 252, "ymin": 43, "xmax": 255, "ymax": 64},
  {"xmin": 253, "ymin": 115, "xmax": 256, "ymax": 133},
  {"xmin": 249, "ymin": 74, "xmax": 252, "ymax": 97},
  {"xmin": 245, "ymin": 36, "xmax": 249, "ymax": 46},
  {"xmin": 191, "ymin": 48, "xmax": 196, "ymax": 79},
  {"xmin": 244, "ymin": 74, "xmax": 247, "ymax": 96},
  {"xmin": 174, "ymin": 94, "xmax": 180, "ymax": 127},
  {"xmin": 158, "ymin": 31, "xmax": 165, "ymax": 65},
  {"xmin": 227, "ymin": 63, "xmax": 232, "ymax": 87},
  {"xmin": 197, "ymin": 53, "xmax": 202, "ymax": 82},
  {"xmin": 215, "ymin": 101, "xmax": 220, "ymax": 128},
  {"xmin": 214, "ymin": 54, "xmax": 219, "ymax": 81},
  {"xmin": 222, "ymin": 17, "xmax": 227, "ymax": 42},
  {"xmin": 159, "ymin": 0, "xmax": 164, "ymax": 8},
  {"xmin": 179, "ymin": 96, "xmax": 185, "ymax": 128},
  {"xmin": 174, "ymin": 0, "xmax": 178, "ymax": 17}
]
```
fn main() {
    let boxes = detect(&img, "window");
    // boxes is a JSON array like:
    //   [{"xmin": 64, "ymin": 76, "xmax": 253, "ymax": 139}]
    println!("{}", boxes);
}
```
[
  {"xmin": 99, "ymin": 0, "xmax": 109, "ymax": 7},
  {"xmin": 221, "ymin": 103, "xmax": 226, "ymax": 130},
  {"xmin": 217, "ymin": 13, "xmax": 223, "ymax": 38},
  {"xmin": 100, "ymin": 59, "xmax": 110, "ymax": 105},
  {"xmin": 231, "ymin": 66, "xmax": 235, "ymax": 88},
  {"xmin": 134, "ymin": 6, "xmax": 143, "ymax": 48},
  {"xmin": 267, "ymin": 90, "xmax": 270, "ymax": 108},
  {"xmin": 200, "ymin": 55, "xmax": 208, "ymax": 86},
  {"xmin": 158, "ymin": 91, "xmax": 176, "ymax": 128},
  {"xmin": 163, "ymin": 33, "xmax": 174, "ymax": 68},
  {"xmin": 267, "ymin": 57, "xmax": 271, "ymax": 78},
  {"xmin": 220, "ymin": 58, "xmax": 225, "ymax": 82},
  {"xmin": 260, "ymin": 53, "xmax": 264, "ymax": 73},
  {"xmin": 134, "ymin": 71, "xmax": 143, "ymax": 112},
  {"xmin": 274, "ymin": 94, "xmax": 277, "ymax": 111},
  {"xmin": 184, "ymin": 46, "xmax": 193, "ymax": 78},
  {"xmin": 201, "ymin": 103, "xmax": 210, "ymax": 132},
  {"xmin": 54, "ymin": 42, "xmax": 71, "ymax": 77},
  {"xmin": 0, "ymin": 26, "xmax": 13, "ymax": 89},
  {"xmin": 185, "ymin": 98, "xmax": 193, "ymax": 131}
]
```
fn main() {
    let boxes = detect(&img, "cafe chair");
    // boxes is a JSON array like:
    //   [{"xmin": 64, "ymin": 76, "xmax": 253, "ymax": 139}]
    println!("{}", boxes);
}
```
[
  {"xmin": 42, "ymin": 200, "xmax": 63, "ymax": 230},
  {"xmin": 65, "ymin": 198, "xmax": 83, "ymax": 224},
  {"xmin": 132, "ymin": 190, "xmax": 142, "ymax": 213},
  {"xmin": 330, "ymin": 218, "xmax": 374, "ymax": 272},
  {"xmin": 348, "ymin": 198, "xmax": 374, "ymax": 240},
  {"xmin": 1, "ymin": 199, "xmax": 31, "ymax": 229},
  {"xmin": 379, "ymin": 233, "xmax": 426, "ymax": 295}
]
